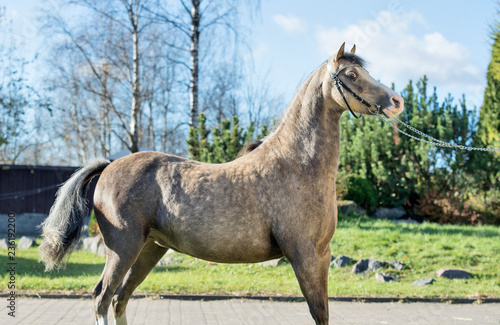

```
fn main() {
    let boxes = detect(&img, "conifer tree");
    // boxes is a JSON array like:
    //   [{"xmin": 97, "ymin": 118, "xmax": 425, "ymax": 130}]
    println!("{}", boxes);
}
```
[
  {"xmin": 187, "ymin": 113, "xmax": 266, "ymax": 163},
  {"xmin": 187, "ymin": 112, "xmax": 210, "ymax": 161},
  {"xmin": 476, "ymin": 23, "xmax": 500, "ymax": 151},
  {"xmin": 339, "ymin": 75, "xmax": 480, "ymax": 222},
  {"xmin": 469, "ymin": 21, "xmax": 500, "ymax": 220},
  {"xmin": 186, "ymin": 125, "xmax": 200, "ymax": 160}
]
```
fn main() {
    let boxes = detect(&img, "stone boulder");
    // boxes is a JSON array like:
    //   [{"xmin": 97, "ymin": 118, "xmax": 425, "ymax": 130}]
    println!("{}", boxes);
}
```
[
  {"xmin": 352, "ymin": 259, "xmax": 382, "ymax": 274},
  {"xmin": 436, "ymin": 268, "xmax": 472, "ymax": 279},
  {"xmin": 18, "ymin": 236, "xmax": 35, "ymax": 249},
  {"xmin": 352, "ymin": 259, "xmax": 369, "ymax": 274},
  {"xmin": 368, "ymin": 259, "xmax": 383, "ymax": 271},
  {"xmin": 375, "ymin": 273, "xmax": 399, "ymax": 283},
  {"xmin": 81, "ymin": 225, "xmax": 89, "ymax": 238},
  {"xmin": 156, "ymin": 256, "xmax": 174, "ymax": 266},
  {"xmin": 330, "ymin": 255, "xmax": 353, "ymax": 268},
  {"xmin": 412, "ymin": 278, "xmax": 435, "ymax": 286},
  {"xmin": 260, "ymin": 258, "xmax": 281, "ymax": 267},
  {"xmin": 385, "ymin": 260, "xmax": 406, "ymax": 271},
  {"xmin": 82, "ymin": 235, "xmax": 106, "ymax": 256},
  {"xmin": 338, "ymin": 201, "xmax": 358, "ymax": 215},
  {"xmin": 355, "ymin": 207, "xmax": 367, "ymax": 216},
  {"xmin": 0, "ymin": 238, "xmax": 8, "ymax": 249},
  {"xmin": 260, "ymin": 257, "xmax": 289, "ymax": 267},
  {"xmin": 374, "ymin": 207, "xmax": 406, "ymax": 219}
]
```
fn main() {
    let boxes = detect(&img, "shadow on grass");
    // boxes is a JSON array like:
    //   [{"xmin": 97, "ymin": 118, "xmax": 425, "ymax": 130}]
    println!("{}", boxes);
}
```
[
  {"xmin": 397, "ymin": 225, "xmax": 499, "ymax": 238},
  {"xmin": 10, "ymin": 255, "xmax": 191, "ymax": 279},
  {"xmin": 151, "ymin": 265, "xmax": 191, "ymax": 273},
  {"xmin": 342, "ymin": 217, "xmax": 500, "ymax": 238},
  {"xmin": 10, "ymin": 256, "xmax": 105, "ymax": 278}
]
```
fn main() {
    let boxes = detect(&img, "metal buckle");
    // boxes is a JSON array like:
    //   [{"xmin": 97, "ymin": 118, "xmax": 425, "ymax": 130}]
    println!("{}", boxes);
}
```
[{"xmin": 368, "ymin": 103, "xmax": 380, "ymax": 115}]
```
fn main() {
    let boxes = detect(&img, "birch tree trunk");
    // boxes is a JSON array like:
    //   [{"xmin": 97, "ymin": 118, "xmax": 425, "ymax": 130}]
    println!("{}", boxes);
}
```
[
  {"xmin": 189, "ymin": 0, "xmax": 200, "ymax": 128},
  {"xmin": 128, "ymin": 0, "xmax": 141, "ymax": 153}
]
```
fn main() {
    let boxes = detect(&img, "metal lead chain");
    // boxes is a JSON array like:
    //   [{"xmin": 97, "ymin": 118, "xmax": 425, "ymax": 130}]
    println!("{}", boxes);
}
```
[{"xmin": 376, "ymin": 114, "xmax": 500, "ymax": 152}]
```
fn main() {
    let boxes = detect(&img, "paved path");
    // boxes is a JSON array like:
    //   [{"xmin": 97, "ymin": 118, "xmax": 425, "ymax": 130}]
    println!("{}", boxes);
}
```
[{"xmin": 2, "ymin": 298, "xmax": 499, "ymax": 324}]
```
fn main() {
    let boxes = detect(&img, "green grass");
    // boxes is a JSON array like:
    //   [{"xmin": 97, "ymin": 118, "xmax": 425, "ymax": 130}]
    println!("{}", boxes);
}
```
[{"xmin": 1, "ymin": 216, "xmax": 499, "ymax": 298}]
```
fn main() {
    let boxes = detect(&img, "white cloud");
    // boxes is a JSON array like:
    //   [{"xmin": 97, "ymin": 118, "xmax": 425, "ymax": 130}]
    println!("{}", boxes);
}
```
[
  {"xmin": 316, "ymin": 10, "xmax": 485, "ymax": 107},
  {"xmin": 273, "ymin": 14, "xmax": 308, "ymax": 33}
]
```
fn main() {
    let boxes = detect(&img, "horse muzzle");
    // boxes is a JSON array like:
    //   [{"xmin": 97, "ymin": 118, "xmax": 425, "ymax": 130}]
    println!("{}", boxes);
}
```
[{"xmin": 381, "ymin": 94, "xmax": 404, "ymax": 118}]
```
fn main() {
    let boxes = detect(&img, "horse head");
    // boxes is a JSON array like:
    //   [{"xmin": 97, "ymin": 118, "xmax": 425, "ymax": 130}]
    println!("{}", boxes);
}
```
[{"xmin": 326, "ymin": 42, "xmax": 404, "ymax": 119}]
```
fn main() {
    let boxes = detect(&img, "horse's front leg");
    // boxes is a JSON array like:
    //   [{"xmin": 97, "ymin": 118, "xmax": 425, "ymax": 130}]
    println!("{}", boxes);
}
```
[
  {"xmin": 288, "ymin": 243, "xmax": 331, "ymax": 325},
  {"xmin": 293, "ymin": 244, "xmax": 331, "ymax": 324},
  {"xmin": 317, "ymin": 244, "xmax": 331, "ymax": 307}
]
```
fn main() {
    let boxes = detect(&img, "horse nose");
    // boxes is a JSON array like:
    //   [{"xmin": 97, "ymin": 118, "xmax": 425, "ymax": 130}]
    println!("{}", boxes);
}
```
[{"xmin": 391, "ymin": 95, "xmax": 404, "ymax": 110}]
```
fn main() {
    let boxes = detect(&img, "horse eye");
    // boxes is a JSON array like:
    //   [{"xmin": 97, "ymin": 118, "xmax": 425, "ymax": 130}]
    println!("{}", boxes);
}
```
[{"xmin": 347, "ymin": 71, "xmax": 356, "ymax": 79}]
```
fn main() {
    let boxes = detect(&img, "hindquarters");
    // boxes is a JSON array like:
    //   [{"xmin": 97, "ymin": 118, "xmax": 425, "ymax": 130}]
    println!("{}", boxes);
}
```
[{"xmin": 90, "ymin": 152, "xmax": 173, "ymax": 324}]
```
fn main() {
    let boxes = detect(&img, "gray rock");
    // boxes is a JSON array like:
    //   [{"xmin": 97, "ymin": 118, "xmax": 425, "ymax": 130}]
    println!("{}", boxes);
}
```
[
  {"xmin": 375, "ymin": 273, "xmax": 399, "ymax": 283},
  {"xmin": 83, "ymin": 236, "xmax": 99, "ymax": 251},
  {"xmin": 374, "ymin": 207, "xmax": 406, "ymax": 219},
  {"xmin": 352, "ymin": 259, "xmax": 369, "ymax": 274},
  {"xmin": 0, "ymin": 238, "xmax": 8, "ymax": 249},
  {"xmin": 353, "ymin": 259, "xmax": 383, "ymax": 274},
  {"xmin": 82, "ymin": 235, "xmax": 106, "ymax": 256},
  {"xmin": 97, "ymin": 242, "xmax": 106, "ymax": 256},
  {"xmin": 412, "ymin": 278, "xmax": 435, "ymax": 286},
  {"xmin": 436, "ymin": 268, "xmax": 472, "ymax": 279},
  {"xmin": 260, "ymin": 258, "xmax": 281, "ymax": 267},
  {"xmin": 156, "ymin": 256, "xmax": 174, "ymax": 266},
  {"xmin": 355, "ymin": 207, "xmax": 366, "ymax": 215},
  {"xmin": 81, "ymin": 225, "xmax": 89, "ymax": 238},
  {"xmin": 331, "ymin": 255, "xmax": 353, "ymax": 268},
  {"xmin": 368, "ymin": 259, "xmax": 383, "ymax": 271},
  {"xmin": 385, "ymin": 260, "xmax": 406, "ymax": 271},
  {"xmin": 260, "ymin": 257, "xmax": 289, "ymax": 267},
  {"xmin": 18, "ymin": 236, "xmax": 35, "ymax": 249},
  {"xmin": 338, "ymin": 200, "xmax": 358, "ymax": 215}
]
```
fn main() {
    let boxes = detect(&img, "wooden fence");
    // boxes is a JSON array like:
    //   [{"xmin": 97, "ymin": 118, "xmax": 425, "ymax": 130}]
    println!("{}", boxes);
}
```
[{"xmin": 0, "ymin": 165, "xmax": 96, "ymax": 215}]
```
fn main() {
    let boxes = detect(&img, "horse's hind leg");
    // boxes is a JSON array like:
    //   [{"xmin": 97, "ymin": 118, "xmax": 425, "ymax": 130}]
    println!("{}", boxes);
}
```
[
  {"xmin": 112, "ymin": 237, "xmax": 168, "ymax": 325},
  {"xmin": 288, "ymin": 243, "xmax": 331, "ymax": 325},
  {"xmin": 92, "ymin": 227, "xmax": 148, "ymax": 325}
]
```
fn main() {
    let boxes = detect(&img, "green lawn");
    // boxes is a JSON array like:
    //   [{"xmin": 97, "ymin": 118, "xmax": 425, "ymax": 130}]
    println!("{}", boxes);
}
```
[{"xmin": 2, "ymin": 216, "xmax": 499, "ymax": 298}]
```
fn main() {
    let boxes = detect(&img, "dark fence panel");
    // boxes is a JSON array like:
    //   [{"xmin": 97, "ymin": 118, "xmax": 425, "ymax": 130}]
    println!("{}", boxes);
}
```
[{"xmin": 0, "ymin": 165, "xmax": 97, "ymax": 215}]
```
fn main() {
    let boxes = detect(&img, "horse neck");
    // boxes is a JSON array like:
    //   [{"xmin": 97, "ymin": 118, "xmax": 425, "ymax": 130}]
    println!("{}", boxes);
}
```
[{"xmin": 264, "ymin": 65, "xmax": 342, "ymax": 178}]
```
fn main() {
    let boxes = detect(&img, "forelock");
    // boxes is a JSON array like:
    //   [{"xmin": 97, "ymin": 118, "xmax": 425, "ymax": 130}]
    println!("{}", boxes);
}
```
[{"xmin": 340, "ymin": 53, "xmax": 365, "ymax": 67}]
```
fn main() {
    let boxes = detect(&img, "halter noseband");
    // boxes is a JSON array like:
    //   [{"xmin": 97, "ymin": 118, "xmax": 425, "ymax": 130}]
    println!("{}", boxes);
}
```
[{"xmin": 326, "ymin": 62, "xmax": 381, "ymax": 119}]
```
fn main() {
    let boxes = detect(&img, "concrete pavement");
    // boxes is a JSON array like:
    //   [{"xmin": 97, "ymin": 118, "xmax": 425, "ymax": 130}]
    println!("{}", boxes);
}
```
[{"xmin": 2, "ymin": 297, "xmax": 499, "ymax": 325}]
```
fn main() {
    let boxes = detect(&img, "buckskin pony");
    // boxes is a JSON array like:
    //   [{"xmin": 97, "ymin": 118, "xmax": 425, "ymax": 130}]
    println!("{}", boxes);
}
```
[{"xmin": 39, "ymin": 42, "xmax": 404, "ymax": 325}]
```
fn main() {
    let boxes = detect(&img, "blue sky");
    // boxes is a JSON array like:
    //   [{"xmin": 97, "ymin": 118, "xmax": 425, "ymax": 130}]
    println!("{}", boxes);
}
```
[
  {"xmin": 247, "ymin": 0, "xmax": 498, "ymax": 109},
  {"xmin": 5, "ymin": 0, "xmax": 499, "ymax": 111}
]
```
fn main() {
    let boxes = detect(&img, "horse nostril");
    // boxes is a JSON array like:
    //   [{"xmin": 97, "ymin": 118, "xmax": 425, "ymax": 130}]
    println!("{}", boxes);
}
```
[{"xmin": 391, "ymin": 96, "xmax": 403, "ymax": 109}]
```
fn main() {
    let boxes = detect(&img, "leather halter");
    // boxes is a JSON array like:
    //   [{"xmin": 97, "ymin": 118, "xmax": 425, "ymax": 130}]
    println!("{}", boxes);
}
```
[{"xmin": 326, "ymin": 62, "xmax": 381, "ymax": 119}]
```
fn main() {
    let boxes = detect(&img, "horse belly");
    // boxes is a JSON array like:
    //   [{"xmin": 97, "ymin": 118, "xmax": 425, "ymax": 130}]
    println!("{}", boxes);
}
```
[
  {"xmin": 185, "ymin": 237, "xmax": 282, "ymax": 264},
  {"xmin": 156, "ymin": 213, "xmax": 282, "ymax": 264}
]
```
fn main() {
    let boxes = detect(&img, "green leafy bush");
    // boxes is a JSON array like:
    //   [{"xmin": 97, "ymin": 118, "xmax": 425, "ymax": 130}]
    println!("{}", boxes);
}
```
[
  {"xmin": 88, "ymin": 209, "xmax": 100, "ymax": 237},
  {"xmin": 344, "ymin": 177, "xmax": 378, "ymax": 211}
]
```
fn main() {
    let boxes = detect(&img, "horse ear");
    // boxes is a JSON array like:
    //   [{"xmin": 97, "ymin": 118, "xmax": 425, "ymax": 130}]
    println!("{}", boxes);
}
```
[
  {"xmin": 335, "ymin": 42, "xmax": 345, "ymax": 62},
  {"xmin": 350, "ymin": 44, "xmax": 356, "ymax": 54}
]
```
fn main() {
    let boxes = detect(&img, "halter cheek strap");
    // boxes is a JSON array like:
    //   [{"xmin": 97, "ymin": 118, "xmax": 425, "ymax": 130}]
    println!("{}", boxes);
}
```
[{"xmin": 326, "ymin": 62, "xmax": 380, "ymax": 119}]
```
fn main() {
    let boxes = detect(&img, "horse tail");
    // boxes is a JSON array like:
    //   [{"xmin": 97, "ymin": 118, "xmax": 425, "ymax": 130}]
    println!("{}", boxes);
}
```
[{"xmin": 39, "ymin": 158, "xmax": 111, "ymax": 271}]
